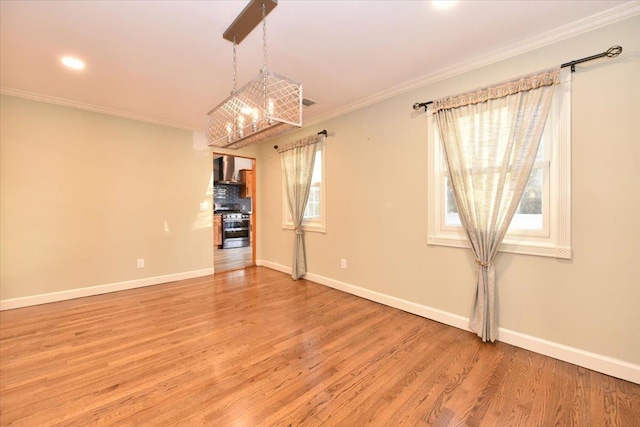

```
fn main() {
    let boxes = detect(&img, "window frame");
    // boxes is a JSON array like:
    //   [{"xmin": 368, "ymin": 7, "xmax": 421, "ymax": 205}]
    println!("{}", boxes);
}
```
[
  {"xmin": 427, "ymin": 70, "xmax": 572, "ymax": 259},
  {"xmin": 282, "ymin": 140, "xmax": 326, "ymax": 233}
]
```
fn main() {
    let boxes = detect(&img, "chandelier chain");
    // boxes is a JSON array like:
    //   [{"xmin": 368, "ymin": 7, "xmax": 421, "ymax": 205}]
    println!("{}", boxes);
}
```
[
  {"xmin": 262, "ymin": 2, "xmax": 267, "ymax": 111},
  {"xmin": 232, "ymin": 35, "xmax": 237, "ymax": 94},
  {"xmin": 262, "ymin": 3, "xmax": 268, "ymax": 72}
]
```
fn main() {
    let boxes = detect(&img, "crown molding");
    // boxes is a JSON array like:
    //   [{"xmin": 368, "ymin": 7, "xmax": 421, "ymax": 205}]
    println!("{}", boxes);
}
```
[
  {"xmin": 305, "ymin": 1, "xmax": 640, "ymax": 128},
  {"xmin": 0, "ymin": 86, "xmax": 196, "ymax": 131}
]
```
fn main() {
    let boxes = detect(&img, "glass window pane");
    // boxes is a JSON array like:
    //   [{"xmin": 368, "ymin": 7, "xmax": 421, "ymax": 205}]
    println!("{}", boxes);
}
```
[
  {"xmin": 304, "ymin": 186, "xmax": 320, "ymax": 219},
  {"xmin": 517, "ymin": 167, "xmax": 542, "ymax": 215},
  {"xmin": 444, "ymin": 176, "xmax": 461, "ymax": 226},
  {"xmin": 311, "ymin": 150, "xmax": 321, "ymax": 184},
  {"xmin": 512, "ymin": 167, "xmax": 543, "ymax": 230},
  {"xmin": 304, "ymin": 147, "xmax": 322, "ymax": 220},
  {"xmin": 444, "ymin": 169, "xmax": 543, "ymax": 230}
]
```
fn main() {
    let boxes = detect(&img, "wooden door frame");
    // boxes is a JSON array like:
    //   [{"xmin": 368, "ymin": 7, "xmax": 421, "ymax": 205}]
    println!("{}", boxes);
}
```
[
  {"xmin": 212, "ymin": 152, "xmax": 257, "ymax": 269},
  {"xmin": 248, "ymin": 157, "xmax": 257, "ymax": 266}
]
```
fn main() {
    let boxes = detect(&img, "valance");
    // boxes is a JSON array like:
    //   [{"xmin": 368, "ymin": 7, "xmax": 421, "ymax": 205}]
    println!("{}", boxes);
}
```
[
  {"xmin": 433, "ymin": 67, "xmax": 560, "ymax": 112},
  {"xmin": 276, "ymin": 134, "xmax": 324, "ymax": 154}
]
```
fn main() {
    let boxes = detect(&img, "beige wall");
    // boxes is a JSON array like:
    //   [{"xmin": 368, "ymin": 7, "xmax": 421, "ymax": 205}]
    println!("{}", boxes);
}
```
[
  {"xmin": 0, "ymin": 97, "xmax": 257, "ymax": 300},
  {"xmin": 256, "ymin": 16, "xmax": 640, "ymax": 365}
]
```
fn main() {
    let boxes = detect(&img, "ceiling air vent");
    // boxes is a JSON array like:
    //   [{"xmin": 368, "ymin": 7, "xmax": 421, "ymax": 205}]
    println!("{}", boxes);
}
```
[{"xmin": 302, "ymin": 98, "xmax": 317, "ymax": 107}]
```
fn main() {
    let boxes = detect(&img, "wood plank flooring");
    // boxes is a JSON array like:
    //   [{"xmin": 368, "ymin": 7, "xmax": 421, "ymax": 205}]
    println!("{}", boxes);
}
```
[
  {"xmin": 214, "ymin": 245, "xmax": 253, "ymax": 272},
  {"xmin": 1, "ymin": 267, "xmax": 639, "ymax": 426}
]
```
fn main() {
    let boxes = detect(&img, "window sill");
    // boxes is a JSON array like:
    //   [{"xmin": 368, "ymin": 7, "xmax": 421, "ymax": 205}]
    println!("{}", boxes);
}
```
[{"xmin": 427, "ymin": 234, "xmax": 572, "ymax": 259}]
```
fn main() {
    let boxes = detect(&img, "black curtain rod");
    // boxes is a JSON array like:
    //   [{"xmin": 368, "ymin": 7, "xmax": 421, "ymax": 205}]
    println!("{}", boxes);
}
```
[
  {"xmin": 273, "ymin": 130, "xmax": 328, "ymax": 150},
  {"xmin": 412, "ymin": 45, "xmax": 622, "ymax": 112}
]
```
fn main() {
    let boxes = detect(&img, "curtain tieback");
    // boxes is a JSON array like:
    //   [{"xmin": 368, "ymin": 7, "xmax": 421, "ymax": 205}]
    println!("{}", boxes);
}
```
[
  {"xmin": 475, "ymin": 259, "xmax": 492, "ymax": 268},
  {"xmin": 294, "ymin": 227, "xmax": 304, "ymax": 235}
]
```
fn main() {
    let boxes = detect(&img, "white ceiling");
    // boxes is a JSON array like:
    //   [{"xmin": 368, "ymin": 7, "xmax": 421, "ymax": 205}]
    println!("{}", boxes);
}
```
[{"xmin": 1, "ymin": 1, "xmax": 637, "ymax": 132}]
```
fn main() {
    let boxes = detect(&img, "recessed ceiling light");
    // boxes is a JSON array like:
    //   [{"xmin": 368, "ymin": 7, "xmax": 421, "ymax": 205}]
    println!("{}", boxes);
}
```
[
  {"xmin": 432, "ymin": 0, "xmax": 457, "ymax": 9},
  {"xmin": 61, "ymin": 56, "xmax": 85, "ymax": 70}
]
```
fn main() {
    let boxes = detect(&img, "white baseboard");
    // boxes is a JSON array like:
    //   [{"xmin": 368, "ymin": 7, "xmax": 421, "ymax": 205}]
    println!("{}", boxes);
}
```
[
  {"xmin": 0, "ymin": 267, "xmax": 215, "ymax": 311},
  {"xmin": 257, "ymin": 259, "xmax": 640, "ymax": 385}
]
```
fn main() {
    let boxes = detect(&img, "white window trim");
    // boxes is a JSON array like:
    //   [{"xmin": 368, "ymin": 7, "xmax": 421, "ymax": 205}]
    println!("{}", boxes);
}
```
[
  {"xmin": 282, "ymin": 141, "xmax": 327, "ymax": 233},
  {"xmin": 427, "ymin": 70, "xmax": 572, "ymax": 259}
]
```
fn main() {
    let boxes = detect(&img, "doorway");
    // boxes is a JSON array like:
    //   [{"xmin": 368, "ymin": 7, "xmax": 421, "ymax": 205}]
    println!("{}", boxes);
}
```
[{"xmin": 213, "ymin": 154, "xmax": 256, "ymax": 273}]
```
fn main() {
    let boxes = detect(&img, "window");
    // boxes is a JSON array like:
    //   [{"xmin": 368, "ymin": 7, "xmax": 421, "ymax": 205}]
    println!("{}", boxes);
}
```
[
  {"xmin": 427, "ymin": 70, "xmax": 572, "ymax": 259},
  {"xmin": 304, "ymin": 148, "xmax": 322, "ymax": 220},
  {"xmin": 282, "ymin": 141, "xmax": 326, "ymax": 232}
]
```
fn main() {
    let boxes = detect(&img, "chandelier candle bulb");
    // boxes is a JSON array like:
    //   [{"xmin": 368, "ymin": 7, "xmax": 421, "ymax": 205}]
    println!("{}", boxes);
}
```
[
  {"xmin": 267, "ymin": 98, "xmax": 275, "ymax": 125},
  {"xmin": 226, "ymin": 122, "xmax": 234, "ymax": 142},
  {"xmin": 237, "ymin": 114, "xmax": 245, "ymax": 138},
  {"xmin": 252, "ymin": 108, "xmax": 260, "ymax": 132}
]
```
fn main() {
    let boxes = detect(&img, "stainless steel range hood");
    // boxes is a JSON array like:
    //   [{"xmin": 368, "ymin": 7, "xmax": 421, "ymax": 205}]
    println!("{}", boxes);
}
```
[{"xmin": 214, "ymin": 156, "xmax": 240, "ymax": 184}]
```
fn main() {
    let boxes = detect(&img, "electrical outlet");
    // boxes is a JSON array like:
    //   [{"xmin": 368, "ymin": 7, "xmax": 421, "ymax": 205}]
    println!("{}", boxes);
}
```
[
  {"xmin": 199, "ymin": 201, "xmax": 209, "ymax": 211},
  {"xmin": 137, "ymin": 259, "xmax": 144, "ymax": 269},
  {"xmin": 341, "ymin": 258, "xmax": 347, "ymax": 269}
]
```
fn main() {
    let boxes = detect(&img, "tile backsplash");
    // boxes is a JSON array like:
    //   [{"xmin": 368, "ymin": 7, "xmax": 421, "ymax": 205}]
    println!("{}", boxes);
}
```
[{"xmin": 214, "ymin": 184, "xmax": 252, "ymax": 212}]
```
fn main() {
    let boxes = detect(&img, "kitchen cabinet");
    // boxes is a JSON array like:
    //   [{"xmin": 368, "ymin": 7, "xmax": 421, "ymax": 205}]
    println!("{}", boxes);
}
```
[
  {"xmin": 214, "ymin": 214, "xmax": 222, "ymax": 247},
  {"xmin": 239, "ymin": 169, "xmax": 254, "ymax": 198}
]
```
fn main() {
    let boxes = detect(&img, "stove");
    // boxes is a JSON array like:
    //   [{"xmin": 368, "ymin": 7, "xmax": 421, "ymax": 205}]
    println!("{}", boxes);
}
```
[
  {"xmin": 220, "ymin": 211, "xmax": 250, "ymax": 220},
  {"xmin": 220, "ymin": 212, "xmax": 250, "ymax": 248}
]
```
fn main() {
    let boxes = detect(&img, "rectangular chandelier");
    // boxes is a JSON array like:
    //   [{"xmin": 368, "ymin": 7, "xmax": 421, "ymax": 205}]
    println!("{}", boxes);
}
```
[
  {"xmin": 207, "ymin": 0, "xmax": 302, "ymax": 150},
  {"xmin": 208, "ymin": 70, "xmax": 302, "ymax": 150}
]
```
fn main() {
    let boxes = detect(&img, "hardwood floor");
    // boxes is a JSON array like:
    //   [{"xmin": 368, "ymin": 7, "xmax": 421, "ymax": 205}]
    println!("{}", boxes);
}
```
[
  {"xmin": 1, "ymin": 267, "xmax": 638, "ymax": 426},
  {"xmin": 214, "ymin": 245, "xmax": 253, "ymax": 272}
]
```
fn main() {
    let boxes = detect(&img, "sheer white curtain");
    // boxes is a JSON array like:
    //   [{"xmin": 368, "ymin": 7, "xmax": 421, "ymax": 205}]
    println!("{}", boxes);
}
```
[
  {"xmin": 433, "ymin": 67, "xmax": 560, "ymax": 342},
  {"xmin": 278, "ymin": 134, "xmax": 324, "ymax": 280}
]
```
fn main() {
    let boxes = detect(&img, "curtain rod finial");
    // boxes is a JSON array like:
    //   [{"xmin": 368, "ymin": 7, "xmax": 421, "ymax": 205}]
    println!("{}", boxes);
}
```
[
  {"xmin": 606, "ymin": 45, "xmax": 622, "ymax": 58},
  {"xmin": 413, "ymin": 102, "xmax": 431, "ymax": 111}
]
